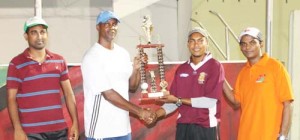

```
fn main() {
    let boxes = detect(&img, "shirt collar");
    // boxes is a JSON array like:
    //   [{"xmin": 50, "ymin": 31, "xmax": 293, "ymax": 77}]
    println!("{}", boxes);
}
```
[
  {"xmin": 22, "ymin": 47, "xmax": 53, "ymax": 60},
  {"xmin": 246, "ymin": 53, "xmax": 269, "ymax": 67},
  {"xmin": 188, "ymin": 52, "xmax": 212, "ymax": 70},
  {"xmin": 187, "ymin": 51, "xmax": 212, "ymax": 64}
]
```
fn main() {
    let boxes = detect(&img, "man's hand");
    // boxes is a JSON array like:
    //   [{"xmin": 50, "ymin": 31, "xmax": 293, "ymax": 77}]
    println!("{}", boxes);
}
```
[
  {"xmin": 133, "ymin": 53, "xmax": 148, "ymax": 71},
  {"xmin": 69, "ymin": 123, "xmax": 79, "ymax": 140},
  {"xmin": 157, "ymin": 94, "xmax": 178, "ymax": 103},
  {"xmin": 14, "ymin": 128, "xmax": 28, "ymax": 140},
  {"xmin": 138, "ymin": 108, "xmax": 157, "ymax": 125}
]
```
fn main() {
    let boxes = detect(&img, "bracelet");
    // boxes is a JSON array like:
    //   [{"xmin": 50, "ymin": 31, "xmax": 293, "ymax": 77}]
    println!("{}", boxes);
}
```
[{"xmin": 175, "ymin": 97, "xmax": 182, "ymax": 107}]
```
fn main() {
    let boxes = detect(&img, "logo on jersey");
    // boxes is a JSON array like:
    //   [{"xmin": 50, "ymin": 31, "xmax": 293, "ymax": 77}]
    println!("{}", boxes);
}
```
[
  {"xmin": 256, "ymin": 74, "xmax": 266, "ymax": 83},
  {"xmin": 198, "ymin": 72, "xmax": 207, "ymax": 84}
]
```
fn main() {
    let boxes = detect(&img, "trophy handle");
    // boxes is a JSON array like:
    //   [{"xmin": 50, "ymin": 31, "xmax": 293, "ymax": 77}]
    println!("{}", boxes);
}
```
[
  {"xmin": 139, "ymin": 47, "xmax": 148, "ymax": 94},
  {"xmin": 137, "ymin": 44, "xmax": 168, "ymax": 102},
  {"xmin": 157, "ymin": 45, "xmax": 168, "ymax": 91}
]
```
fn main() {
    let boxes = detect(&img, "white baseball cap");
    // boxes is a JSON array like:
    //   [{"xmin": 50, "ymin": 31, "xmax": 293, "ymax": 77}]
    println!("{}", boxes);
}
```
[
  {"xmin": 238, "ymin": 27, "xmax": 262, "ymax": 42},
  {"xmin": 188, "ymin": 27, "xmax": 208, "ymax": 38},
  {"xmin": 24, "ymin": 16, "xmax": 48, "ymax": 32}
]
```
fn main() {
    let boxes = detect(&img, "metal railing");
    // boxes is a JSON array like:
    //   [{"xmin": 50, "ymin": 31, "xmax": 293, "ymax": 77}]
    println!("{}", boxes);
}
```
[
  {"xmin": 190, "ymin": 10, "xmax": 239, "ymax": 61},
  {"xmin": 190, "ymin": 18, "xmax": 228, "ymax": 60}
]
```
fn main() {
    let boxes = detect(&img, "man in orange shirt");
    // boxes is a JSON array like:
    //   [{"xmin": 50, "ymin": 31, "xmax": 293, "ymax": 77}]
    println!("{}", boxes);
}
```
[{"xmin": 223, "ymin": 27, "xmax": 294, "ymax": 140}]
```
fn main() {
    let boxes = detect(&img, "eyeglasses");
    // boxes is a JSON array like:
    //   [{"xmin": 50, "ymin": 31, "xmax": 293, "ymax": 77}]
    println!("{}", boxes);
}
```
[{"xmin": 239, "ymin": 39, "xmax": 260, "ymax": 49}]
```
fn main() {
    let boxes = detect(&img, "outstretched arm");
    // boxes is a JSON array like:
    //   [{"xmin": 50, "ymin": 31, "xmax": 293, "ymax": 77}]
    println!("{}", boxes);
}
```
[
  {"xmin": 151, "ymin": 103, "xmax": 177, "ymax": 125},
  {"xmin": 157, "ymin": 92, "xmax": 217, "ymax": 109},
  {"xmin": 102, "ymin": 89, "xmax": 156, "ymax": 124},
  {"xmin": 222, "ymin": 79, "xmax": 240, "ymax": 108}
]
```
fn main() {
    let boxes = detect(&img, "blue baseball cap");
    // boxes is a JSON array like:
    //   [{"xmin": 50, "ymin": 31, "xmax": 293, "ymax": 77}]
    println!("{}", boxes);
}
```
[{"xmin": 96, "ymin": 10, "xmax": 120, "ymax": 25}]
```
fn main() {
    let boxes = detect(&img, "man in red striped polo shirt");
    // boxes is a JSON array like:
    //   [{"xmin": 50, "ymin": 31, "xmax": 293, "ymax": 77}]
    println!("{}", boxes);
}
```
[{"xmin": 6, "ymin": 16, "xmax": 79, "ymax": 140}]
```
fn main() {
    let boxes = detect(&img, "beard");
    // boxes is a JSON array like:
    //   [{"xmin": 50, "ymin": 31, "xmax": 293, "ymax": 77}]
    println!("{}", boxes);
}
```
[{"xmin": 30, "ymin": 41, "xmax": 46, "ymax": 50}]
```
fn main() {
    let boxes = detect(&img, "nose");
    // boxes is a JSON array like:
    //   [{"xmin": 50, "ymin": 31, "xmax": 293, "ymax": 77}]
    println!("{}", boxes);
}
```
[
  {"xmin": 244, "ymin": 44, "xmax": 253, "ymax": 50},
  {"xmin": 37, "ymin": 32, "xmax": 43, "ymax": 39}
]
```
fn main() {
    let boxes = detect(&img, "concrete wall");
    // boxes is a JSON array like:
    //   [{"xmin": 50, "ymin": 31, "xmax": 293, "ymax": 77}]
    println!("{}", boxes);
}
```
[
  {"xmin": 0, "ymin": 0, "xmax": 112, "ymax": 64},
  {"xmin": 0, "ymin": 0, "xmax": 178, "ymax": 64}
]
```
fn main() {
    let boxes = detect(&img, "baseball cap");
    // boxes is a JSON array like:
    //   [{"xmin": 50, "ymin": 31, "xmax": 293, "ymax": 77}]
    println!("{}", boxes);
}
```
[
  {"xmin": 96, "ymin": 10, "xmax": 120, "ymax": 25},
  {"xmin": 238, "ymin": 27, "xmax": 262, "ymax": 42},
  {"xmin": 188, "ymin": 27, "xmax": 208, "ymax": 38},
  {"xmin": 24, "ymin": 16, "xmax": 48, "ymax": 32}
]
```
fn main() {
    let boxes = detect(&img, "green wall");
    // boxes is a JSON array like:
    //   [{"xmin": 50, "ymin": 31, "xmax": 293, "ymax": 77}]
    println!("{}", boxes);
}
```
[
  {"xmin": 0, "ymin": 67, "xmax": 7, "ymax": 87},
  {"xmin": 191, "ymin": 0, "xmax": 300, "ymax": 63}
]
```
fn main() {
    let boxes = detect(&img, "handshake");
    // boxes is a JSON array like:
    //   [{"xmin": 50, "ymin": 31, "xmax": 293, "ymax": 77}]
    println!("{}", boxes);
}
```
[
  {"xmin": 137, "ymin": 92, "xmax": 176, "ymax": 125},
  {"xmin": 137, "ymin": 108, "xmax": 158, "ymax": 125}
]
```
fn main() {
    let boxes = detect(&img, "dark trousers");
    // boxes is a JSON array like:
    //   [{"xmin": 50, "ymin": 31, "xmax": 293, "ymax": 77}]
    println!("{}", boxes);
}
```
[
  {"xmin": 27, "ymin": 128, "xmax": 68, "ymax": 140},
  {"xmin": 176, "ymin": 123, "xmax": 217, "ymax": 140}
]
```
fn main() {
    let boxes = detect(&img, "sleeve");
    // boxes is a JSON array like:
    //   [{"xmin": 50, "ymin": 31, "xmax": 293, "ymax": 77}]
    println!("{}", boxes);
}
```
[
  {"xmin": 6, "ymin": 61, "xmax": 21, "ymax": 89},
  {"xmin": 81, "ymin": 54, "xmax": 112, "ymax": 95},
  {"xmin": 191, "ymin": 97, "xmax": 217, "ymax": 108},
  {"xmin": 162, "ymin": 103, "xmax": 178, "ymax": 115},
  {"xmin": 60, "ymin": 57, "xmax": 70, "ymax": 81},
  {"xmin": 276, "ymin": 63, "xmax": 294, "ymax": 102}
]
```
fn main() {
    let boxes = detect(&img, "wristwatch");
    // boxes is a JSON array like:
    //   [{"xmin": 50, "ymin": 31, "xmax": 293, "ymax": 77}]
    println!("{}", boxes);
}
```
[
  {"xmin": 278, "ymin": 135, "xmax": 286, "ymax": 140},
  {"xmin": 175, "ymin": 97, "xmax": 182, "ymax": 107}
]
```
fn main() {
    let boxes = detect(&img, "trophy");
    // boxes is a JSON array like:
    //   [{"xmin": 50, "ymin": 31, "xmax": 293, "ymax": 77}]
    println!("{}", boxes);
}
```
[
  {"xmin": 138, "ymin": 15, "xmax": 168, "ymax": 100},
  {"xmin": 141, "ymin": 15, "xmax": 153, "ymax": 44}
]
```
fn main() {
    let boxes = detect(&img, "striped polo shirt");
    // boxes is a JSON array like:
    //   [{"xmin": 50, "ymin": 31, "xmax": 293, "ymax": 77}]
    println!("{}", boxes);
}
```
[{"xmin": 6, "ymin": 48, "xmax": 69, "ymax": 134}]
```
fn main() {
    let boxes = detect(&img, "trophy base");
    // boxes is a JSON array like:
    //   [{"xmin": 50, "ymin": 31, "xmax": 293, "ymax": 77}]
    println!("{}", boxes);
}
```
[
  {"xmin": 139, "ymin": 91, "xmax": 169, "ymax": 103},
  {"xmin": 142, "ymin": 92, "xmax": 164, "ymax": 98}
]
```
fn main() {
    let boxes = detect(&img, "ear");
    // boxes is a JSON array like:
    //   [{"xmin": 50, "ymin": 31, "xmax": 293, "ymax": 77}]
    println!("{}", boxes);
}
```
[
  {"xmin": 23, "ymin": 33, "xmax": 28, "ymax": 41},
  {"xmin": 96, "ymin": 24, "xmax": 100, "ymax": 32},
  {"xmin": 260, "ymin": 41, "xmax": 264, "ymax": 49}
]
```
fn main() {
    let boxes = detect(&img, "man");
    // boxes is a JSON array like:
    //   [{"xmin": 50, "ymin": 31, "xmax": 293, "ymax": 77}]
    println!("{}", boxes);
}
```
[
  {"xmin": 153, "ymin": 27, "xmax": 225, "ymax": 140},
  {"xmin": 81, "ymin": 10, "xmax": 155, "ymax": 140},
  {"xmin": 223, "ymin": 27, "xmax": 294, "ymax": 140},
  {"xmin": 6, "ymin": 16, "xmax": 79, "ymax": 140}
]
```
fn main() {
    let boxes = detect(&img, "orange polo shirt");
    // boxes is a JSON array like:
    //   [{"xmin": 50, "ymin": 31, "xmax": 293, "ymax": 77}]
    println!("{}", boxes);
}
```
[{"xmin": 234, "ymin": 53, "xmax": 294, "ymax": 140}]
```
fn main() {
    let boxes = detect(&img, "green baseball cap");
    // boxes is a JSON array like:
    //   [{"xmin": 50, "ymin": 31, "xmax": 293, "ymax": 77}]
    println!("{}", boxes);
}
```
[{"xmin": 24, "ymin": 16, "xmax": 48, "ymax": 32}]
